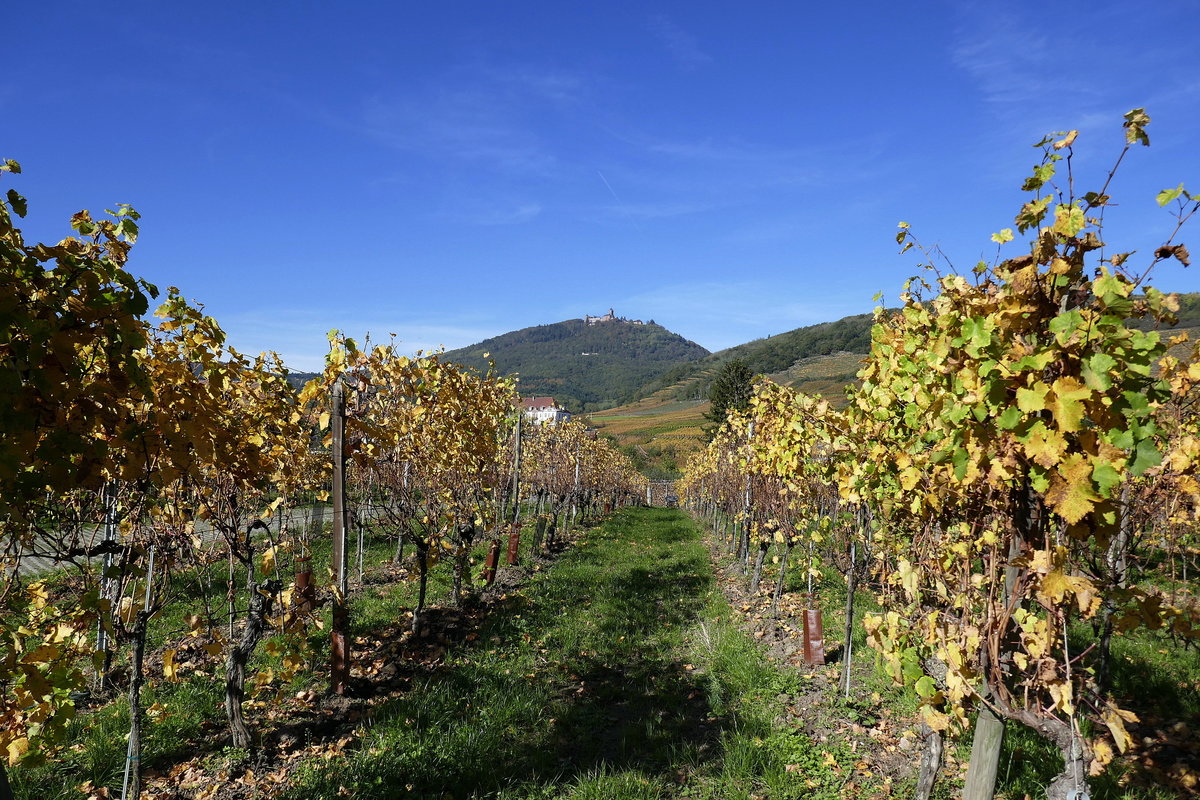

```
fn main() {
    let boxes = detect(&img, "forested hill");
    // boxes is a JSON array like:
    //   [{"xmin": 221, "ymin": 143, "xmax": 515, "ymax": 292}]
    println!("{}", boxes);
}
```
[
  {"xmin": 442, "ymin": 318, "xmax": 710, "ymax": 411},
  {"xmin": 640, "ymin": 312, "xmax": 876, "ymax": 402},
  {"xmin": 1130, "ymin": 291, "xmax": 1200, "ymax": 330}
]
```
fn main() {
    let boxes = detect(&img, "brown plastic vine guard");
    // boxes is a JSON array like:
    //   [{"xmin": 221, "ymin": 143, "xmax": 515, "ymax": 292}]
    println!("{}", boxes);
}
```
[
  {"xmin": 802, "ymin": 606, "xmax": 825, "ymax": 666},
  {"xmin": 330, "ymin": 605, "xmax": 350, "ymax": 693},
  {"xmin": 482, "ymin": 538, "xmax": 502, "ymax": 586},
  {"xmin": 294, "ymin": 556, "xmax": 315, "ymax": 613},
  {"xmin": 506, "ymin": 528, "xmax": 521, "ymax": 566}
]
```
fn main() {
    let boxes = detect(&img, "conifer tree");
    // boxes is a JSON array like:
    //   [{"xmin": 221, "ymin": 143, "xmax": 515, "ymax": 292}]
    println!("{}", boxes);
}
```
[{"xmin": 704, "ymin": 359, "xmax": 754, "ymax": 438}]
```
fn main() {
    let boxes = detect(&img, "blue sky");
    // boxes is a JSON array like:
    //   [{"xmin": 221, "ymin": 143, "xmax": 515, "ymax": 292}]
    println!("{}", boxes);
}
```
[{"xmin": 8, "ymin": 1, "xmax": 1199, "ymax": 371}]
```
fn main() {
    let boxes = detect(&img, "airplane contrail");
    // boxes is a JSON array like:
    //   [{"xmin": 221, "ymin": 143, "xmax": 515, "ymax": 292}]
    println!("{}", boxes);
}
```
[{"xmin": 597, "ymin": 170, "xmax": 622, "ymax": 204}]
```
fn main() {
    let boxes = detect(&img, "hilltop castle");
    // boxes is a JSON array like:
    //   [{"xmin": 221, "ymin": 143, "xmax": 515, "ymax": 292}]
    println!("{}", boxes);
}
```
[{"xmin": 584, "ymin": 308, "xmax": 644, "ymax": 326}]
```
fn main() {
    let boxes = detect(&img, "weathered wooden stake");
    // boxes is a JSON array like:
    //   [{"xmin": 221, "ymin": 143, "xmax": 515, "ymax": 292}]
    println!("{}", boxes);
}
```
[
  {"xmin": 330, "ymin": 382, "xmax": 350, "ymax": 695},
  {"xmin": 510, "ymin": 415, "xmax": 522, "ymax": 524}
]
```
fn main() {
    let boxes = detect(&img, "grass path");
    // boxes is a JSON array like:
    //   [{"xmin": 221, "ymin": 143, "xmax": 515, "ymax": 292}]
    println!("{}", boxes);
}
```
[{"xmin": 286, "ymin": 506, "xmax": 835, "ymax": 800}]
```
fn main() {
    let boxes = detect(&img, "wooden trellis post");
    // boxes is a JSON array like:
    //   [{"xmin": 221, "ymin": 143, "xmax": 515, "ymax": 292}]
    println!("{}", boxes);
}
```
[{"xmin": 330, "ymin": 382, "xmax": 350, "ymax": 695}]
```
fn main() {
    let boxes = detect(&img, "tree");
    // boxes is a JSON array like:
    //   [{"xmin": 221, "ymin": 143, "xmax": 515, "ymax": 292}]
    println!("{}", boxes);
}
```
[{"xmin": 704, "ymin": 359, "xmax": 754, "ymax": 438}]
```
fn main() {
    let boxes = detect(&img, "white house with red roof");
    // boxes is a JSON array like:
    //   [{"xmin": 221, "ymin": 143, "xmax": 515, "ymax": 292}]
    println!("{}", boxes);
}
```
[{"xmin": 522, "ymin": 396, "xmax": 571, "ymax": 425}]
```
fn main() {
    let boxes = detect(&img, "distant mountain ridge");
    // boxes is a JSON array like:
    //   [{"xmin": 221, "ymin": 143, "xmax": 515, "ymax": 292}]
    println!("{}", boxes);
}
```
[{"xmin": 442, "ymin": 315, "xmax": 710, "ymax": 412}]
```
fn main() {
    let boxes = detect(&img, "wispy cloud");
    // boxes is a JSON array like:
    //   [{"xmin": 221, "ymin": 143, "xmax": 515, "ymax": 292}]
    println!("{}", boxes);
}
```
[
  {"xmin": 471, "ymin": 202, "xmax": 543, "ymax": 225},
  {"xmin": 945, "ymin": 5, "xmax": 1140, "ymax": 175},
  {"xmin": 949, "ymin": 3, "xmax": 1200, "ymax": 134},
  {"xmin": 217, "ymin": 307, "xmax": 502, "ymax": 372},
  {"xmin": 599, "ymin": 199, "xmax": 724, "ymax": 220},
  {"xmin": 362, "ymin": 87, "xmax": 556, "ymax": 176},
  {"xmin": 584, "ymin": 129, "xmax": 878, "ymax": 224},
  {"xmin": 951, "ymin": 13, "xmax": 1058, "ymax": 107},
  {"xmin": 648, "ymin": 15, "xmax": 712, "ymax": 71},
  {"xmin": 615, "ymin": 128, "xmax": 854, "ymax": 188},
  {"xmin": 359, "ymin": 59, "xmax": 589, "ymax": 178},
  {"xmin": 489, "ymin": 65, "xmax": 584, "ymax": 104},
  {"xmin": 618, "ymin": 281, "xmax": 862, "ymax": 351}
]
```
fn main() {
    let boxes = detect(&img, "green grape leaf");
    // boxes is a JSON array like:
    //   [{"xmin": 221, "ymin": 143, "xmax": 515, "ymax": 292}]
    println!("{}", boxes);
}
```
[
  {"xmin": 1081, "ymin": 353, "xmax": 1117, "ymax": 391},
  {"xmin": 1128, "ymin": 438, "xmax": 1161, "ymax": 476},
  {"xmin": 997, "ymin": 405, "xmax": 1022, "ymax": 430},
  {"xmin": 1157, "ymin": 183, "xmax": 1185, "ymax": 207},
  {"xmin": 1017, "ymin": 383, "xmax": 1050, "ymax": 414}
]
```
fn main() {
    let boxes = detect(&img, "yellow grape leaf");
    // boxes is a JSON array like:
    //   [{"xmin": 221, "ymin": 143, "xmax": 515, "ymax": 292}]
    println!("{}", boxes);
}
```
[
  {"xmin": 1053, "ymin": 204, "xmax": 1086, "ymax": 237},
  {"xmin": 1022, "ymin": 422, "xmax": 1068, "ymax": 469},
  {"xmin": 318, "ymin": 411, "xmax": 330, "ymax": 430},
  {"xmin": 991, "ymin": 228, "xmax": 1014, "ymax": 244},
  {"xmin": 47, "ymin": 623, "xmax": 75, "ymax": 644},
  {"xmin": 6, "ymin": 736, "xmax": 30, "ymax": 766},
  {"xmin": 261, "ymin": 545, "xmax": 278, "ymax": 575},
  {"xmin": 1072, "ymin": 575, "xmax": 1101, "ymax": 617},
  {"xmin": 204, "ymin": 642, "xmax": 223, "ymax": 656},
  {"xmin": 1028, "ymin": 548, "xmax": 1057, "ymax": 573},
  {"xmin": 896, "ymin": 559, "xmax": 918, "ymax": 597},
  {"xmin": 1048, "ymin": 257, "xmax": 1073, "ymax": 275},
  {"xmin": 1039, "ymin": 570, "xmax": 1072, "ymax": 604},
  {"xmin": 920, "ymin": 705, "xmax": 950, "ymax": 732},
  {"xmin": 1103, "ymin": 706, "xmax": 1138, "ymax": 753},
  {"xmin": 163, "ymin": 649, "xmax": 180, "ymax": 681},
  {"xmin": 1049, "ymin": 376, "xmax": 1092, "ymax": 432},
  {"xmin": 1047, "ymin": 679, "xmax": 1074, "ymax": 715},
  {"xmin": 1053, "ymin": 130, "xmax": 1078, "ymax": 150},
  {"xmin": 1016, "ymin": 383, "xmax": 1050, "ymax": 414},
  {"xmin": 1089, "ymin": 739, "xmax": 1114, "ymax": 775},
  {"xmin": 28, "ymin": 582, "xmax": 49, "ymax": 610},
  {"xmin": 1045, "ymin": 453, "xmax": 1101, "ymax": 524}
]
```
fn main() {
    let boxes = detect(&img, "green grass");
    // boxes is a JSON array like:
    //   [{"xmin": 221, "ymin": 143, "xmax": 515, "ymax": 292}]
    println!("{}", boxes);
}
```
[
  {"xmin": 7, "ymin": 514, "xmax": 551, "ymax": 798},
  {"xmin": 282, "ymin": 507, "xmax": 842, "ymax": 799}
]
